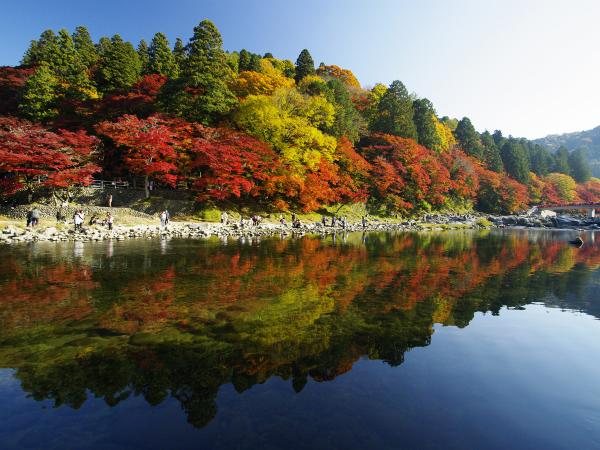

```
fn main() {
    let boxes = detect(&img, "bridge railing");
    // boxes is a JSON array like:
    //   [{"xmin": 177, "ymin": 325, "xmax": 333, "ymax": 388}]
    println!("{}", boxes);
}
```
[
  {"xmin": 538, "ymin": 203, "xmax": 600, "ymax": 209},
  {"xmin": 90, "ymin": 180, "xmax": 130, "ymax": 190}
]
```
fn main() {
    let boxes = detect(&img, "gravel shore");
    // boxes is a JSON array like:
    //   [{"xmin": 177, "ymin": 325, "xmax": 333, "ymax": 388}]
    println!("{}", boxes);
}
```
[{"xmin": 1, "ymin": 212, "xmax": 598, "ymax": 245}]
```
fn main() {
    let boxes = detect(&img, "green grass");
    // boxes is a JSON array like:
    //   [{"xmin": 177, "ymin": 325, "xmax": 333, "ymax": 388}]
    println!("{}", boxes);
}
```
[{"xmin": 476, "ymin": 218, "xmax": 493, "ymax": 227}]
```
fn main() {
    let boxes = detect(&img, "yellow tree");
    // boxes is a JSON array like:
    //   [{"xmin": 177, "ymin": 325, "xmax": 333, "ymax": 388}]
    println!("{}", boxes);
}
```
[
  {"xmin": 233, "ymin": 87, "xmax": 336, "ymax": 172},
  {"xmin": 316, "ymin": 64, "xmax": 361, "ymax": 88},
  {"xmin": 433, "ymin": 116, "xmax": 457, "ymax": 152}
]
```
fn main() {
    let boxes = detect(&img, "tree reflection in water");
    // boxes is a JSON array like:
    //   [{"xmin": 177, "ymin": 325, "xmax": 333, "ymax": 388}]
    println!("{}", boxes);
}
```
[{"xmin": 0, "ymin": 229, "xmax": 598, "ymax": 429}]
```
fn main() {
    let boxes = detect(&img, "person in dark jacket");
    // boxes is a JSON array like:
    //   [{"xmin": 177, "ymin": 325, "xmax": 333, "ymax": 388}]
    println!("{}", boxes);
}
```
[{"xmin": 30, "ymin": 207, "xmax": 40, "ymax": 227}]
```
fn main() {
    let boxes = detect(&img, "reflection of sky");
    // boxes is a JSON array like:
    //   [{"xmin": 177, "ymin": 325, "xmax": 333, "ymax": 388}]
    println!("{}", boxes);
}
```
[
  {"xmin": 0, "ymin": 369, "xmax": 16, "ymax": 387},
  {"xmin": 1, "ymin": 306, "xmax": 600, "ymax": 449}
]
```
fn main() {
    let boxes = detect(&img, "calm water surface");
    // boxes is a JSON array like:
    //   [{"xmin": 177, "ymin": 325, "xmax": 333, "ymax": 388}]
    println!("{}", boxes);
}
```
[{"xmin": 0, "ymin": 230, "xmax": 599, "ymax": 449}]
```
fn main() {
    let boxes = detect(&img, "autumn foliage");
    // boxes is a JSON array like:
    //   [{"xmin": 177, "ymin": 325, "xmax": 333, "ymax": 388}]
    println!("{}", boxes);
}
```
[
  {"xmin": 2, "ymin": 21, "xmax": 598, "ymax": 214},
  {"xmin": 0, "ymin": 116, "xmax": 99, "ymax": 196}
]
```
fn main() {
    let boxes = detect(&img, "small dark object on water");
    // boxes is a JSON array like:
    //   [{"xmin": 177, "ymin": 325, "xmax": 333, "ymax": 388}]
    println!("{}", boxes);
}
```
[{"xmin": 569, "ymin": 236, "xmax": 584, "ymax": 247}]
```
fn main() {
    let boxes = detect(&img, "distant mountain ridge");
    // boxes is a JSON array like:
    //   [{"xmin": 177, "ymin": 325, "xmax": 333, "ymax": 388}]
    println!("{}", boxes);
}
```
[{"xmin": 534, "ymin": 125, "xmax": 600, "ymax": 177}]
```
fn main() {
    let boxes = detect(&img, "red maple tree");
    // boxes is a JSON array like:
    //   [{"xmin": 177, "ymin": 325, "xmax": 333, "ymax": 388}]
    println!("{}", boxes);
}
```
[
  {"xmin": 0, "ymin": 116, "xmax": 100, "ymax": 199},
  {"xmin": 96, "ymin": 114, "xmax": 178, "ymax": 197}
]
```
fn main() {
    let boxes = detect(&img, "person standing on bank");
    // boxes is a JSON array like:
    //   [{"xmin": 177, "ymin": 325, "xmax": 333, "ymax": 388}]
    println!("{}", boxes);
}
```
[
  {"xmin": 73, "ymin": 210, "xmax": 83, "ymax": 231},
  {"xmin": 30, "ymin": 207, "xmax": 40, "ymax": 227},
  {"xmin": 160, "ymin": 210, "xmax": 167, "ymax": 228},
  {"xmin": 106, "ymin": 212, "xmax": 114, "ymax": 230}
]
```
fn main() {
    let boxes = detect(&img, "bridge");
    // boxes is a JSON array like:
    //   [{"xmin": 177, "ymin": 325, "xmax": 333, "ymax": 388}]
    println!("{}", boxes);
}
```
[{"xmin": 529, "ymin": 203, "xmax": 600, "ymax": 218}]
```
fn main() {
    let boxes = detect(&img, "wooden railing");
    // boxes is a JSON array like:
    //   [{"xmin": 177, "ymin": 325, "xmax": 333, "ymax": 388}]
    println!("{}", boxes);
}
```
[
  {"xmin": 90, "ymin": 180, "xmax": 130, "ymax": 189},
  {"xmin": 90, "ymin": 180, "xmax": 129, "ymax": 189}
]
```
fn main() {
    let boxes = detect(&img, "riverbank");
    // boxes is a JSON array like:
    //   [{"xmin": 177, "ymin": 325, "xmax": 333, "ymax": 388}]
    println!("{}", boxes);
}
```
[
  {"xmin": 0, "ymin": 211, "xmax": 492, "ymax": 244},
  {"xmin": 1, "ymin": 210, "xmax": 598, "ymax": 245}
]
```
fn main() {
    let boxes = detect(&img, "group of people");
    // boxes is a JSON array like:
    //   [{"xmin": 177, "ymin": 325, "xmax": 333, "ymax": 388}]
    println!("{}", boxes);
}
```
[
  {"xmin": 321, "ymin": 215, "xmax": 349, "ymax": 229},
  {"xmin": 88, "ymin": 212, "xmax": 114, "ymax": 230},
  {"xmin": 319, "ymin": 215, "xmax": 369, "ymax": 229},
  {"xmin": 160, "ymin": 210, "xmax": 170, "ymax": 227},
  {"xmin": 73, "ymin": 210, "xmax": 114, "ymax": 231},
  {"xmin": 277, "ymin": 214, "xmax": 303, "ymax": 228},
  {"xmin": 26, "ymin": 207, "xmax": 41, "ymax": 227}
]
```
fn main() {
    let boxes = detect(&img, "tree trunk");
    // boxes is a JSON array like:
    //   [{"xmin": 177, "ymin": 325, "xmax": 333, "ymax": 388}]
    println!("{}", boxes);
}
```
[{"xmin": 144, "ymin": 175, "xmax": 150, "ymax": 199}]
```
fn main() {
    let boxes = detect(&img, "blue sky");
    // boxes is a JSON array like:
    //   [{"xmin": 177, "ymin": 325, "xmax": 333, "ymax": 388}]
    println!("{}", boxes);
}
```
[{"xmin": 2, "ymin": 0, "xmax": 599, "ymax": 138}]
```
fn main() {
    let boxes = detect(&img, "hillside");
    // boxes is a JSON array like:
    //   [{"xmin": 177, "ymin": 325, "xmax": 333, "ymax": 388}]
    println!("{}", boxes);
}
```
[
  {"xmin": 535, "ymin": 126, "xmax": 600, "ymax": 177},
  {"xmin": 1, "ymin": 20, "xmax": 599, "ymax": 215}
]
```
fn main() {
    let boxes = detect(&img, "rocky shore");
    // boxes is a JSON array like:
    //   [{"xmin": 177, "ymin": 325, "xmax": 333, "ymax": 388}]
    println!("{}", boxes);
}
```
[
  {"xmin": 0, "ymin": 213, "xmax": 598, "ymax": 245},
  {"xmin": 490, "ymin": 214, "xmax": 600, "ymax": 230}
]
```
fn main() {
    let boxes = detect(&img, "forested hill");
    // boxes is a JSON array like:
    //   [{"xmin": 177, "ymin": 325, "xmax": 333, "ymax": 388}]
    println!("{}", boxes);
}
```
[
  {"xmin": 534, "ymin": 126, "xmax": 600, "ymax": 177},
  {"xmin": 0, "ymin": 20, "xmax": 599, "ymax": 215}
]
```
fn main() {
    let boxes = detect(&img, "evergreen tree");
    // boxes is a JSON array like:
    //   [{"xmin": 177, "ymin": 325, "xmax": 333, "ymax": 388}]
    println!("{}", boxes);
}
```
[
  {"xmin": 370, "ymin": 80, "xmax": 417, "ymax": 139},
  {"xmin": 72, "ymin": 26, "xmax": 98, "ymax": 68},
  {"xmin": 248, "ymin": 53, "xmax": 262, "ymax": 72},
  {"xmin": 481, "ymin": 131, "xmax": 504, "ymax": 172},
  {"xmin": 97, "ymin": 35, "xmax": 141, "ymax": 92},
  {"xmin": 160, "ymin": 20, "xmax": 236, "ymax": 124},
  {"xmin": 238, "ymin": 49, "xmax": 251, "ymax": 72},
  {"xmin": 137, "ymin": 39, "xmax": 150, "ymax": 74},
  {"xmin": 21, "ymin": 30, "xmax": 58, "ymax": 65},
  {"xmin": 554, "ymin": 146, "xmax": 571, "ymax": 174},
  {"xmin": 568, "ymin": 148, "xmax": 592, "ymax": 182},
  {"xmin": 225, "ymin": 51, "xmax": 239, "ymax": 72},
  {"xmin": 454, "ymin": 117, "xmax": 483, "ymax": 159},
  {"xmin": 501, "ymin": 140, "xmax": 530, "ymax": 183},
  {"xmin": 19, "ymin": 63, "xmax": 59, "ymax": 121},
  {"xmin": 492, "ymin": 129, "xmax": 506, "ymax": 147},
  {"xmin": 412, "ymin": 98, "xmax": 440, "ymax": 150},
  {"xmin": 96, "ymin": 36, "xmax": 112, "ymax": 57},
  {"xmin": 22, "ymin": 40, "xmax": 41, "ymax": 65},
  {"xmin": 529, "ymin": 144, "xmax": 553, "ymax": 176},
  {"xmin": 263, "ymin": 52, "xmax": 274, "ymax": 58},
  {"xmin": 173, "ymin": 38, "xmax": 186, "ymax": 70},
  {"xmin": 53, "ymin": 29, "xmax": 93, "ymax": 95},
  {"xmin": 148, "ymin": 33, "xmax": 178, "ymax": 78},
  {"xmin": 325, "ymin": 79, "xmax": 365, "ymax": 142},
  {"xmin": 294, "ymin": 49, "xmax": 315, "ymax": 83}
]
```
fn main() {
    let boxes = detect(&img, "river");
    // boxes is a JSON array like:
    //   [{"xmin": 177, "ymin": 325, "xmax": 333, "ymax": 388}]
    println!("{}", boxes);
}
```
[{"xmin": 0, "ymin": 229, "xmax": 599, "ymax": 449}]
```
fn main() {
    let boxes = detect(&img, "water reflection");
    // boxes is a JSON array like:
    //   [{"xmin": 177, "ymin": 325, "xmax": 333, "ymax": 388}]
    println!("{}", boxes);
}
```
[{"xmin": 0, "ymin": 230, "xmax": 599, "ymax": 430}]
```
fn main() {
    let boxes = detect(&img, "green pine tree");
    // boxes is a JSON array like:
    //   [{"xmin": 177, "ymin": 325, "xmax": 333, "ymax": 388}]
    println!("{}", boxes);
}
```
[
  {"xmin": 97, "ymin": 35, "xmax": 142, "ymax": 92},
  {"xmin": 53, "ymin": 29, "xmax": 94, "ymax": 96},
  {"xmin": 481, "ymin": 131, "xmax": 504, "ymax": 172},
  {"xmin": 529, "ymin": 144, "xmax": 553, "ymax": 176},
  {"xmin": 501, "ymin": 140, "xmax": 530, "ymax": 183},
  {"xmin": 138, "ymin": 39, "xmax": 150, "ymax": 74},
  {"xmin": 248, "ymin": 54, "xmax": 262, "ymax": 72},
  {"xmin": 568, "ymin": 148, "xmax": 592, "ymax": 182},
  {"xmin": 21, "ymin": 29, "xmax": 58, "ymax": 65},
  {"xmin": 454, "ymin": 117, "xmax": 483, "ymax": 159},
  {"xmin": 72, "ymin": 26, "xmax": 98, "ymax": 68},
  {"xmin": 173, "ymin": 37, "xmax": 186, "ymax": 70},
  {"xmin": 238, "ymin": 49, "xmax": 251, "ymax": 72},
  {"xmin": 148, "ymin": 32, "xmax": 179, "ymax": 78},
  {"xmin": 19, "ymin": 62, "xmax": 59, "ymax": 121},
  {"xmin": 160, "ymin": 20, "xmax": 236, "ymax": 124},
  {"xmin": 492, "ymin": 130, "xmax": 506, "ymax": 148},
  {"xmin": 553, "ymin": 146, "xmax": 571, "ymax": 174},
  {"xmin": 325, "ymin": 79, "xmax": 366, "ymax": 142},
  {"xmin": 294, "ymin": 49, "xmax": 315, "ymax": 83},
  {"xmin": 412, "ymin": 98, "xmax": 440, "ymax": 150},
  {"xmin": 370, "ymin": 80, "xmax": 417, "ymax": 140}
]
